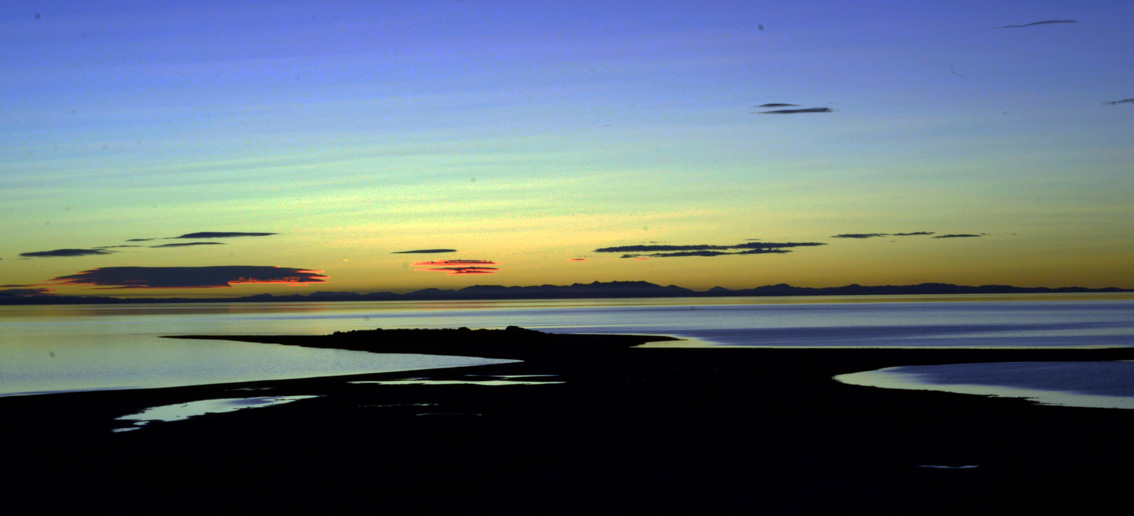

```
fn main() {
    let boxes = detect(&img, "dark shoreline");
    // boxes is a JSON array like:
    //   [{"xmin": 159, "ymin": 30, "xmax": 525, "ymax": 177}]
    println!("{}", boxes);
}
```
[
  {"xmin": 4, "ymin": 329, "xmax": 1134, "ymax": 514},
  {"xmin": 3, "ymin": 281, "xmax": 1129, "ymax": 305}
]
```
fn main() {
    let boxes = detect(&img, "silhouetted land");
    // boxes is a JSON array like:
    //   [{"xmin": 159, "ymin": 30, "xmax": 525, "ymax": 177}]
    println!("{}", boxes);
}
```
[
  {"xmin": 4, "ymin": 328, "xmax": 1134, "ymax": 515},
  {"xmin": 1, "ymin": 280, "xmax": 1128, "ymax": 304}
]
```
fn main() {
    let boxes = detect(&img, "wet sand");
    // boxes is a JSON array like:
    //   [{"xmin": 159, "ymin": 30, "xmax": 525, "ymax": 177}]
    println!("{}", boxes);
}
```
[{"xmin": 4, "ymin": 327, "xmax": 1134, "ymax": 515}]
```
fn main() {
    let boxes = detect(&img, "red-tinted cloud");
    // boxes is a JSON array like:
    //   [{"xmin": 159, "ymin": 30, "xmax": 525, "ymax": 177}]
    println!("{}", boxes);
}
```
[
  {"xmin": 413, "ymin": 259, "xmax": 499, "ymax": 275},
  {"xmin": 413, "ymin": 260, "xmax": 497, "ymax": 266},
  {"xmin": 420, "ymin": 267, "xmax": 500, "ymax": 275},
  {"xmin": 46, "ymin": 266, "xmax": 328, "ymax": 289}
]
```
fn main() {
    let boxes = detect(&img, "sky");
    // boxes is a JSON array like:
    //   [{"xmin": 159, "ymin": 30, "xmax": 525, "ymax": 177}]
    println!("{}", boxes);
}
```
[{"xmin": 2, "ymin": 1, "xmax": 1132, "ymax": 297}]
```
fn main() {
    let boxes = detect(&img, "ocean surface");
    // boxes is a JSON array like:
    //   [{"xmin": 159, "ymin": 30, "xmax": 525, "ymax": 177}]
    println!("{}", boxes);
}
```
[{"xmin": 2, "ymin": 295, "xmax": 1133, "ymax": 406}]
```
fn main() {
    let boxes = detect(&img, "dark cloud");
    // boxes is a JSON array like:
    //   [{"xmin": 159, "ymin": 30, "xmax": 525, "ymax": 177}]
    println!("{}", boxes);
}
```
[
  {"xmin": 46, "ymin": 266, "xmax": 328, "ymax": 289},
  {"xmin": 630, "ymin": 249, "xmax": 792, "ymax": 258},
  {"xmin": 1103, "ymin": 98, "xmax": 1134, "ymax": 106},
  {"xmin": 20, "ymin": 248, "xmax": 113, "ymax": 258},
  {"xmin": 732, "ymin": 242, "xmax": 826, "ymax": 250},
  {"xmin": 0, "ymin": 288, "xmax": 53, "ymax": 297},
  {"xmin": 755, "ymin": 103, "xmax": 799, "ymax": 108},
  {"xmin": 149, "ymin": 242, "xmax": 226, "ymax": 248},
  {"xmin": 995, "ymin": 20, "xmax": 1077, "ymax": 29},
  {"xmin": 126, "ymin": 238, "xmax": 157, "ymax": 242},
  {"xmin": 171, "ymin": 232, "xmax": 277, "ymax": 239},
  {"xmin": 736, "ymin": 248, "xmax": 799, "ymax": 255},
  {"xmin": 832, "ymin": 232, "xmax": 936, "ymax": 239},
  {"xmin": 631, "ymin": 251, "xmax": 735, "ymax": 258},
  {"xmin": 597, "ymin": 241, "xmax": 824, "ymax": 259},
  {"xmin": 568, "ymin": 258, "xmax": 587, "ymax": 262},
  {"xmin": 392, "ymin": 249, "xmax": 458, "ymax": 254},
  {"xmin": 932, "ymin": 233, "xmax": 985, "ymax": 239},
  {"xmin": 596, "ymin": 242, "xmax": 824, "ymax": 253},
  {"xmin": 832, "ymin": 233, "xmax": 889, "ymax": 239},
  {"xmin": 758, "ymin": 107, "xmax": 833, "ymax": 114},
  {"xmin": 95, "ymin": 245, "xmax": 145, "ymax": 249},
  {"xmin": 596, "ymin": 244, "xmax": 734, "ymax": 253}
]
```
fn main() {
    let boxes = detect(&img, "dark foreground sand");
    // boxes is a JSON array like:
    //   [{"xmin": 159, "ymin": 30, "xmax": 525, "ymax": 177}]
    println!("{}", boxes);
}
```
[{"xmin": 4, "ymin": 327, "xmax": 1134, "ymax": 515}]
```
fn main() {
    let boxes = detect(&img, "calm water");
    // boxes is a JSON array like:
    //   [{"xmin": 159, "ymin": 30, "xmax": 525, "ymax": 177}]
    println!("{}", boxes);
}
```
[
  {"xmin": 2, "ymin": 295, "xmax": 1133, "ymax": 402},
  {"xmin": 835, "ymin": 361, "xmax": 1134, "ymax": 409}
]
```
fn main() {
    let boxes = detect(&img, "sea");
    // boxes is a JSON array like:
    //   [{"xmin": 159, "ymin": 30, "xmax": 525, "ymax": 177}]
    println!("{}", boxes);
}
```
[{"xmin": 3, "ymin": 294, "xmax": 1133, "ymax": 409}]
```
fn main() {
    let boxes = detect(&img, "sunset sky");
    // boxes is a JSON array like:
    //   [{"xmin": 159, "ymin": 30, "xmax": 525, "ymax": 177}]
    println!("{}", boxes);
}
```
[{"xmin": 3, "ymin": 1, "xmax": 1132, "ymax": 297}]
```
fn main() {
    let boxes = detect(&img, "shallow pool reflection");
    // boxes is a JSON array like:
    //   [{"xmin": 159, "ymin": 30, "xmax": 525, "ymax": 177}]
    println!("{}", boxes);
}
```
[
  {"xmin": 834, "ymin": 361, "xmax": 1134, "ymax": 409},
  {"xmin": 114, "ymin": 395, "xmax": 318, "ymax": 432}
]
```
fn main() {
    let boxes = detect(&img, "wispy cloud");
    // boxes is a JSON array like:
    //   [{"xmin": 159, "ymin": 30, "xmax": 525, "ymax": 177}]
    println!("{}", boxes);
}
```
[
  {"xmin": 832, "ymin": 232, "xmax": 935, "ymax": 239},
  {"xmin": 149, "ymin": 242, "xmax": 226, "ymax": 248},
  {"xmin": 596, "ymin": 241, "xmax": 825, "ymax": 259},
  {"xmin": 754, "ymin": 103, "xmax": 798, "ymax": 108},
  {"xmin": 46, "ymin": 266, "xmax": 328, "ymax": 289},
  {"xmin": 626, "ymin": 249, "xmax": 793, "ymax": 258},
  {"xmin": 1103, "ymin": 98, "xmax": 1134, "ymax": 106},
  {"xmin": 995, "ymin": 20, "xmax": 1078, "ymax": 29},
  {"xmin": 20, "ymin": 248, "xmax": 114, "ymax": 258},
  {"xmin": 392, "ymin": 249, "xmax": 458, "ymax": 254},
  {"xmin": 171, "ymin": 232, "xmax": 277, "ymax": 239},
  {"xmin": 758, "ymin": 107, "xmax": 833, "ymax": 114},
  {"xmin": 0, "ymin": 287, "xmax": 53, "ymax": 297},
  {"xmin": 25, "ymin": 231, "xmax": 276, "ymax": 259},
  {"xmin": 932, "ymin": 233, "xmax": 985, "ymax": 239}
]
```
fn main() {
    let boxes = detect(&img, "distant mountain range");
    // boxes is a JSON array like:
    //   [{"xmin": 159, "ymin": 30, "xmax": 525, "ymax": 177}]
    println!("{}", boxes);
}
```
[{"xmin": 1, "ymin": 281, "xmax": 1128, "ymax": 305}]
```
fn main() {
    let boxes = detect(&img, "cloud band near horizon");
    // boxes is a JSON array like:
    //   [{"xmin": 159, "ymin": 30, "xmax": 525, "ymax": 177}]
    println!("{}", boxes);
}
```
[
  {"xmin": 413, "ymin": 259, "xmax": 499, "ymax": 275},
  {"xmin": 595, "ymin": 241, "xmax": 825, "ymax": 258},
  {"xmin": 393, "ymin": 249, "xmax": 458, "ymax": 254},
  {"xmin": 20, "ymin": 248, "xmax": 113, "ymax": 258},
  {"xmin": 172, "ymin": 232, "xmax": 277, "ymax": 239},
  {"xmin": 45, "ymin": 266, "xmax": 328, "ymax": 289}
]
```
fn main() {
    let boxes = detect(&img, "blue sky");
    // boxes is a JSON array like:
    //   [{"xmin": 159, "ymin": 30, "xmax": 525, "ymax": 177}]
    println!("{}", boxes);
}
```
[{"xmin": 3, "ymin": 1, "xmax": 1132, "ymax": 295}]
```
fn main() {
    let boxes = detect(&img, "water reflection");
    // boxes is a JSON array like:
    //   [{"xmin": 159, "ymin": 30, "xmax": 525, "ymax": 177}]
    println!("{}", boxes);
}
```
[
  {"xmin": 354, "ymin": 374, "xmax": 564, "ymax": 386},
  {"xmin": 0, "ymin": 336, "xmax": 514, "ymax": 397},
  {"xmin": 114, "ymin": 395, "xmax": 319, "ymax": 432},
  {"xmin": 834, "ymin": 361, "xmax": 1134, "ymax": 409},
  {"xmin": 3, "ymin": 297, "xmax": 1131, "ymax": 396}
]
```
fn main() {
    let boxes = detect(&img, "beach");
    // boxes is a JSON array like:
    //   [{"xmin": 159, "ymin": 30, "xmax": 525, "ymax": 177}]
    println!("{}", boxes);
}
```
[{"xmin": 4, "ymin": 328, "xmax": 1134, "ymax": 515}]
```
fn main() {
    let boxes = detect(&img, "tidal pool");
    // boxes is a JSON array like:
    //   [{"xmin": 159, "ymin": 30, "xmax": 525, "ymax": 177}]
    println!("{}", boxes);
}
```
[{"xmin": 834, "ymin": 361, "xmax": 1134, "ymax": 409}]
